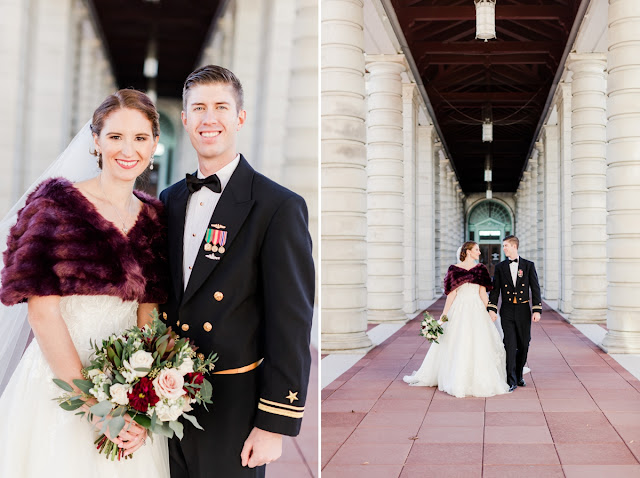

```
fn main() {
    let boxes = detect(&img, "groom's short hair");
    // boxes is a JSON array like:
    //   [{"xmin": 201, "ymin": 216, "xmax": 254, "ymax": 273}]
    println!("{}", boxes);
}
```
[
  {"xmin": 182, "ymin": 65, "xmax": 244, "ymax": 111},
  {"xmin": 503, "ymin": 235, "xmax": 519, "ymax": 248}
]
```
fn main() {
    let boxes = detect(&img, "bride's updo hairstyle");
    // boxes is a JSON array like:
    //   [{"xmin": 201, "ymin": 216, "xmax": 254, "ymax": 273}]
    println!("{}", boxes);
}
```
[
  {"xmin": 459, "ymin": 241, "xmax": 478, "ymax": 261},
  {"xmin": 89, "ymin": 89, "xmax": 160, "ymax": 168}
]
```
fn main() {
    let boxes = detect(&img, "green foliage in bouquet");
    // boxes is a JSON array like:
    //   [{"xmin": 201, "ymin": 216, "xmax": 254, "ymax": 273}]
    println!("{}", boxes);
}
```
[
  {"xmin": 419, "ymin": 311, "xmax": 448, "ymax": 344},
  {"xmin": 54, "ymin": 309, "xmax": 218, "ymax": 460}
]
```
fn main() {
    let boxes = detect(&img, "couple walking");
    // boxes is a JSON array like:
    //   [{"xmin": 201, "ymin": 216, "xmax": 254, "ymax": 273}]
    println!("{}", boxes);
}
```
[
  {"xmin": 404, "ymin": 236, "xmax": 542, "ymax": 397},
  {"xmin": 0, "ymin": 65, "xmax": 314, "ymax": 477}
]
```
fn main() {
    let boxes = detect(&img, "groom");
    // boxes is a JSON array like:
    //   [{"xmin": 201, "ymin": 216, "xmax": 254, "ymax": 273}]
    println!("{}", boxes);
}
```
[
  {"xmin": 487, "ymin": 235, "xmax": 541, "ymax": 392},
  {"xmin": 160, "ymin": 65, "xmax": 315, "ymax": 477}
]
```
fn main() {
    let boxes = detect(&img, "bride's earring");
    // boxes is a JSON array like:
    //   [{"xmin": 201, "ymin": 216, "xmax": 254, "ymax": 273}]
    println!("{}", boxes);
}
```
[
  {"xmin": 149, "ymin": 155, "xmax": 155, "ymax": 170},
  {"xmin": 96, "ymin": 150, "xmax": 102, "ymax": 167}
]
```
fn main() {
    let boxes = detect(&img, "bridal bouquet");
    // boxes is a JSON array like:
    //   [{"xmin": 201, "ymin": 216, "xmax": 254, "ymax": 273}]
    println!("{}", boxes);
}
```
[
  {"xmin": 420, "ymin": 311, "xmax": 448, "ymax": 344},
  {"xmin": 54, "ymin": 310, "xmax": 218, "ymax": 461}
]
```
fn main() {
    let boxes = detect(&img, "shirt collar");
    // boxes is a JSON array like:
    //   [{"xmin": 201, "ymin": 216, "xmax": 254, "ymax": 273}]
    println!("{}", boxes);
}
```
[{"xmin": 196, "ymin": 154, "xmax": 240, "ymax": 192}]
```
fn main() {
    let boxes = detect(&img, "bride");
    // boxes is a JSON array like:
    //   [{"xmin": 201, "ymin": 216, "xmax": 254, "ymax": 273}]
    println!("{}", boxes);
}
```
[
  {"xmin": 403, "ymin": 241, "xmax": 510, "ymax": 398},
  {"xmin": 0, "ymin": 90, "xmax": 170, "ymax": 476}
]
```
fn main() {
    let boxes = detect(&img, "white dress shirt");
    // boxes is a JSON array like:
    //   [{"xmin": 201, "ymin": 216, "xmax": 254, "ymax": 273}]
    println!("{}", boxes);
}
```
[
  {"xmin": 509, "ymin": 256, "xmax": 520, "ymax": 286},
  {"xmin": 183, "ymin": 154, "xmax": 240, "ymax": 289}
]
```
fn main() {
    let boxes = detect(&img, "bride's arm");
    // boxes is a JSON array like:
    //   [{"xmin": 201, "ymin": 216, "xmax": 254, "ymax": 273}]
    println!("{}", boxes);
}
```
[
  {"xmin": 137, "ymin": 302, "xmax": 159, "ymax": 328},
  {"xmin": 28, "ymin": 296, "xmax": 85, "ymax": 388},
  {"xmin": 29, "ymin": 296, "xmax": 147, "ymax": 454},
  {"xmin": 479, "ymin": 286, "xmax": 489, "ymax": 308},
  {"xmin": 441, "ymin": 289, "xmax": 458, "ymax": 319}
]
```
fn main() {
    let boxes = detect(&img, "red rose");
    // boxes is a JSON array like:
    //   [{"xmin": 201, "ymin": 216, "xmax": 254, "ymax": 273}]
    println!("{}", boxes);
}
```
[
  {"xmin": 127, "ymin": 377, "xmax": 160, "ymax": 413},
  {"xmin": 184, "ymin": 372, "xmax": 205, "ymax": 398}
]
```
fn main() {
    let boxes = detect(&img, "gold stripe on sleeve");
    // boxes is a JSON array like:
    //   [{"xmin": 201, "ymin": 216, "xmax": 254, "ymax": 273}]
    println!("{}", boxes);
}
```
[
  {"xmin": 258, "ymin": 403, "xmax": 304, "ymax": 419},
  {"xmin": 260, "ymin": 398, "xmax": 305, "ymax": 411}
]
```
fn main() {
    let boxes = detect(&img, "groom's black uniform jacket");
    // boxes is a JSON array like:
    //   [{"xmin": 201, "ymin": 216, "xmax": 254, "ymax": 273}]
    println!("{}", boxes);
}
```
[
  {"xmin": 160, "ymin": 156, "xmax": 314, "ymax": 478},
  {"xmin": 487, "ymin": 257, "xmax": 541, "ymax": 387}
]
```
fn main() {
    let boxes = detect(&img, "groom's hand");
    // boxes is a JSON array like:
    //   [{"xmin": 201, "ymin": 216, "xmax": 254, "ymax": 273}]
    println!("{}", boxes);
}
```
[
  {"xmin": 532, "ymin": 312, "xmax": 541, "ymax": 323},
  {"xmin": 241, "ymin": 427, "xmax": 283, "ymax": 468},
  {"xmin": 489, "ymin": 311, "xmax": 498, "ymax": 322}
]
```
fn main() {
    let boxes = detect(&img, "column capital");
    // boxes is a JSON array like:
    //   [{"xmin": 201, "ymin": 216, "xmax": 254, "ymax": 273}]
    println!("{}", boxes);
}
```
[
  {"xmin": 567, "ymin": 52, "xmax": 607, "ymax": 73},
  {"xmin": 535, "ymin": 141, "xmax": 544, "ymax": 154},
  {"xmin": 365, "ymin": 54, "xmax": 407, "ymax": 71}
]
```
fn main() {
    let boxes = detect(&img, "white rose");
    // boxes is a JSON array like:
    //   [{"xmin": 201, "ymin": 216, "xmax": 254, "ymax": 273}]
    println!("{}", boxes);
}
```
[
  {"xmin": 155, "ymin": 401, "xmax": 183, "ymax": 422},
  {"xmin": 124, "ymin": 350, "xmax": 154, "ymax": 378},
  {"xmin": 176, "ymin": 357, "xmax": 194, "ymax": 375},
  {"xmin": 153, "ymin": 369, "xmax": 186, "ymax": 400},
  {"xmin": 88, "ymin": 369, "xmax": 102, "ymax": 379},
  {"xmin": 109, "ymin": 383, "xmax": 130, "ymax": 406}
]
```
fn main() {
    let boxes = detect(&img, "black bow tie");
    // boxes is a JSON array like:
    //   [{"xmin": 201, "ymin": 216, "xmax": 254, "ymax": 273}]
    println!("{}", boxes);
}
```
[
  {"xmin": 186, "ymin": 173, "xmax": 221, "ymax": 194},
  {"xmin": 509, "ymin": 258, "xmax": 518, "ymax": 264}
]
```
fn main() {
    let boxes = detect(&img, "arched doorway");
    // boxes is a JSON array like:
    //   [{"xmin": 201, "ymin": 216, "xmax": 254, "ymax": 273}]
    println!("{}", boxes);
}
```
[{"xmin": 467, "ymin": 200, "xmax": 514, "ymax": 276}]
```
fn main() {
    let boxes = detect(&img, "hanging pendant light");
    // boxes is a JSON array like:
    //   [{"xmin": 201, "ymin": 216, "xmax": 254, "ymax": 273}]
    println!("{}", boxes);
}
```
[
  {"xmin": 475, "ymin": 0, "xmax": 497, "ymax": 42},
  {"xmin": 482, "ymin": 121, "xmax": 493, "ymax": 142}
]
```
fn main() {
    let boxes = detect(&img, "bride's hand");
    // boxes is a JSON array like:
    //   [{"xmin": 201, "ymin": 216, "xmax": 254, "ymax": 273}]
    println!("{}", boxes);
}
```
[
  {"xmin": 117, "ymin": 414, "xmax": 148, "ymax": 456},
  {"xmin": 90, "ymin": 410, "xmax": 147, "ymax": 455}
]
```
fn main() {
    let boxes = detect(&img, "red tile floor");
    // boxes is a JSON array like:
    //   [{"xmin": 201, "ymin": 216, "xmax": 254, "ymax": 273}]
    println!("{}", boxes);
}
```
[
  {"xmin": 322, "ymin": 299, "xmax": 640, "ymax": 477},
  {"xmin": 268, "ymin": 345, "xmax": 318, "ymax": 477}
]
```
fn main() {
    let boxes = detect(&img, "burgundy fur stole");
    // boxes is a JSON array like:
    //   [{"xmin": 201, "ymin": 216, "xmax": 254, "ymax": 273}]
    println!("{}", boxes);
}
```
[
  {"xmin": 1, "ymin": 178, "xmax": 168, "ymax": 306},
  {"xmin": 443, "ymin": 264, "xmax": 493, "ymax": 295}
]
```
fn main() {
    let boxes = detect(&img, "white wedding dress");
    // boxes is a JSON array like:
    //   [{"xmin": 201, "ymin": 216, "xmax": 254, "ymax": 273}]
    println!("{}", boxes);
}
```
[
  {"xmin": 0, "ymin": 295, "xmax": 170, "ymax": 477},
  {"xmin": 403, "ymin": 282, "xmax": 510, "ymax": 398}
]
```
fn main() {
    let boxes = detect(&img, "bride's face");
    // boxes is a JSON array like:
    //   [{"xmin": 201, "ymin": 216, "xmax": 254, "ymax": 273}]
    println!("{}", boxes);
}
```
[
  {"xmin": 93, "ymin": 108, "xmax": 159, "ymax": 182},
  {"xmin": 469, "ymin": 244, "xmax": 481, "ymax": 261}
]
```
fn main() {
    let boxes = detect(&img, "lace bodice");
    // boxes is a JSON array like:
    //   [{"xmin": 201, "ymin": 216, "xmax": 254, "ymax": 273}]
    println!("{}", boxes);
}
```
[
  {"xmin": 455, "ymin": 282, "xmax": 480, "ymax": 299},
  {"xmin": 59, "ymin": 295, "xmax": 138, "ymax": 364}
]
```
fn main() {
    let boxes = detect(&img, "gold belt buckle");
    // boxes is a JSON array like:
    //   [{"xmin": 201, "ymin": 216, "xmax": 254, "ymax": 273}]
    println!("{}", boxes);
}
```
[{"xmin": 213, "ymin": 358, "xmax": 264, "ymax": 375}]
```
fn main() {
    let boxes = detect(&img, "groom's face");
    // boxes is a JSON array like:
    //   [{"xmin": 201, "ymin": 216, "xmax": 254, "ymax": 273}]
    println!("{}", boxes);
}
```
[{"xmin": 181, "ymin": 82, "xmax": 246, "ymax": 164}]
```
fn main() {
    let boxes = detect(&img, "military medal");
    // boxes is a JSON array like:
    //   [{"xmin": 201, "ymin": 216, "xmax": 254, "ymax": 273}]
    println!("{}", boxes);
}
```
[{"xmin": 203, "ymin": 225, "xmax": 228, "ymax": 255}]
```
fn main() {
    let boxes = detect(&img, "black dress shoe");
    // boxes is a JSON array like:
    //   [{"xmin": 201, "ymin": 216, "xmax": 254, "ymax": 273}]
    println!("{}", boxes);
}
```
[
  {"xmin": 508, "ymin": 384, "xmax": 517, "ymax": 392},
  {"xmin": 518, "ymin": 379, "xmax": 526, "ymax": 387}
]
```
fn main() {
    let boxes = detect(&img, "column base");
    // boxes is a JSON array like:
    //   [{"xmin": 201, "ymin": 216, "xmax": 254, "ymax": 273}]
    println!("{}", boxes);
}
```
[
  {"xmin": 321, "ymin": 331, "xmax": 373, "ymax": 354},
  {"xmin": 600, "ymin": 330, "xmax": 640, "ymax": 354},
  {"xmin": 567, "ymin": 310, "xmax": 606, "ymax": 324},
  {"xmin": 368, "ymin": 309, "xmax": 408, "ymax": 324}
]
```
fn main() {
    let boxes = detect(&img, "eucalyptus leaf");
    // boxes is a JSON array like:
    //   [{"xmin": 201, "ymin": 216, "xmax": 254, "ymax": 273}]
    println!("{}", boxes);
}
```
[
  {"xmin": 115, "ymin": 371, "xmax": 126, "ymax": 384},
  {"xmin": 181, "ymin": 413, "xmax": 204, "ymax": 431},
  {"xmin": 168, "ymin": 420, "xmax": 184, "ymax": 439},
  {"xmin": 201, "ymin": 379, "xmax": 212, "ymax": 400},
  {"xmin": 111, "ymin": 406, "xmax": 127, "ymax": 417},
  {"xmin": 134, "ymin": 367, "xmax": 151, "ymax": 373},
  {"xmin": 114, "ymin": 340, "xmax": 123, "ymax": 356},
  {"xmin": 153, "ymin": 422, "xmax": 175, "ymax": 438},
  {"xmin": 150, "ymin": 410, "xmax": 158, "ymax": 431},
  {"xmin": 113, "ymin": 355, "xmax": 121, "ymax": 368},
  {"xmin": 60, "ymin": 398, "xmax": 85, "ymax": 411},
  {"xmin": 108, "ymin": 415, "xmax": 126, "ymax": 438},
  {"xmin": 90, "ymin": 400, "xmax": 114, "ymax": 417},
  {"xmin": 53, "ymin": 378, "xmax": 73, "ymax": 392},
  {"xmin": 133, "ymin": 414, "xmax": 151, "ymax": 428},
  {"xmin": 72, "ymin": 379, "xmax": 93, "ymax": 394}
]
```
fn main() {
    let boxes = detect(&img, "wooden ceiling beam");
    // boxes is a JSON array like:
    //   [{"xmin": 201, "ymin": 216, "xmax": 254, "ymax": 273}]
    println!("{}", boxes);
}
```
[
  {"xmin": 421, "ymin": 53, "xmax": 550, "ymax": 65},
  {"xmin": 413, "ymin": 41, "xmax": 558, "ymax": 55},
  {"xmin": 404, "ymin": 5, "xmax": 569, "ymax": 21}
]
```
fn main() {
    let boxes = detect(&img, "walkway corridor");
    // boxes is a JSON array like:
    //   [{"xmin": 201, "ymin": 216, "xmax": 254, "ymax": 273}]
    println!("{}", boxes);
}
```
[{"xmin": 322, "ymin": 300, "xmax": 640, "ymax": 477}]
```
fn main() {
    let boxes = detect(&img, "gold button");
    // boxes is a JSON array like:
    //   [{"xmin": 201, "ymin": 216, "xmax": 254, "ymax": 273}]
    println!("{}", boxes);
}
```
[
  {"xmin": 189, "ymin": 266, "xmax": 192, "ymax": 270},
  {"xmin": 200, "ymin": 202, "xmax": 204, "ymax": 206},
  {"xmin": 203, "ymin": 322, "xmax": 212, "ymax": 332},
  {"xmin": 214, "ymin": 291, "xmax": 223, "ymax": 301},
  {"xmin": 192, "ymin": 233, "xmax": 196, "ymax": 237},
  {"xmin": 181, "ymin": 323, "xmax": 189, "ymax": 332},
  {"xmin": 176, "ymin": 320, "xmax": 180, "ymax": 326}
]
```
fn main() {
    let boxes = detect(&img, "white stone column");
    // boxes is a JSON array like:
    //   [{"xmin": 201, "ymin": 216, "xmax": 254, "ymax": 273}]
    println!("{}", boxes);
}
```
[
  {"xmin": 529, "ymin": 157, "xmax": 539, "ymax": 260},
  {"xmin": 435, "ymin": 148, "xmax": 446, "ymax": 295},
  {"xmin": 446, "ymin": 166, "xmax": 455, "ymax": 264},
  {"xmin": 402, "ymin": 82, "xmax": 419, "ymax": 315},
  {"xmin": 417, "ymin": 124, "xmax": 435, "ymax": 306},
  {"xmin": 536, "ymin": 142, "xmax": 545, "ymax": 290},
  {"xmin": 520, "ymin": 170, "xmax": 531, "ymax": 251},
  {"xmin": 543, "ymin": 124, "xmax": 560, "ymax": 300},
  {"xmin": 321, "ymin": 0, "xmax": 372, "ymax": 352},
  {"xmin": 558, "ymin": 82, "xmax": 574, "ymax": 313},
  {"xmin": 567, "ymin": 53, "xmax": 607, "ymax": 324},
  {"xmin": 283, "ymin": 0, "xmax": 318, "ymax": 273},
  {"xmin": 365, "ymin": 54, "xmax": 406, "ymax": 323},
  {"xmin": 601, "ymin": 0, "xmax": 640, "ymax": 352}
]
